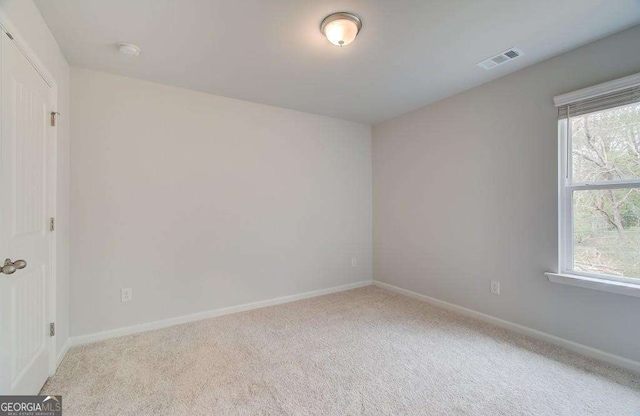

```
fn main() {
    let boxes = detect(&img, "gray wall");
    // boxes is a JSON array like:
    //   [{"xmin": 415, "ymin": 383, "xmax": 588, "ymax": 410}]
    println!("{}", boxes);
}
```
[
  {"xmin": 0, "ymin": 0, "xmax": 71, "ymax": 361},
  {"xmin": 70, "ymin": 68, "xmax": 372, "ymax": 336},
  {"xmin": 373, "ymin": 25, "xmax": 640, "ymax": 362}
]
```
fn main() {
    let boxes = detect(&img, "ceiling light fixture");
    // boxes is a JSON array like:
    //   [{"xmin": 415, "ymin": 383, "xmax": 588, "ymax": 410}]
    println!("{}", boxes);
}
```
[
  {"xmin": 320, "ymin": 12, "xmax": 362, "ymax": 47},
  {"xmin": 118, "ymin": 42, "xmax": 141, "ymax": 57}
]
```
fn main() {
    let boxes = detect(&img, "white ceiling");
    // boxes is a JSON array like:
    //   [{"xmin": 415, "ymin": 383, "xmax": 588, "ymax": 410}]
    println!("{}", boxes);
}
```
[{"xmin": 35, "ymin": 0, "xmax": 640, "ymax": 124}]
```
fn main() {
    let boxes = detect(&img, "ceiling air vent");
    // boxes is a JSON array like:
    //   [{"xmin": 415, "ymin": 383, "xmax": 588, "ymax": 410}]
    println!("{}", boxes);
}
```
[{"xmin": 477, "ymin": 48, "xmax": 523, "ymax": 70}]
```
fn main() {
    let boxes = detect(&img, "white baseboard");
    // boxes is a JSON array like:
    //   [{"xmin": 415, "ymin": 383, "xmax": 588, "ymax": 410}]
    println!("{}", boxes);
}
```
[
  {"xmin": 55, "ymin": 339, "xmax": 71, "ymax": 369},
  {"xmin": 70, "ymin": 280, "xmax": 373, "ymax": 347},
  {"xmin": 373, "ymin": 280, "xmax": 640, "ymax": 374}
]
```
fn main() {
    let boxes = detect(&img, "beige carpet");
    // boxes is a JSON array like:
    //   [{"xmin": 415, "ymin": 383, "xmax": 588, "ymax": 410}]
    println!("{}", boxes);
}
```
[{"xmin": 43, "ymin": 286, "xmax": 640, "ymax": 415}]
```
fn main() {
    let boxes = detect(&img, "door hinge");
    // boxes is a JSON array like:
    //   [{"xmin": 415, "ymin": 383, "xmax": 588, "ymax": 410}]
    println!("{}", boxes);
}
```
[
  {"xmin": 50, "ymin": 112, "xmax": 60, "ymax": 127},
  {"xmin": 50, "ymin": 217, "xmax": 55, "ymax": 232},
  {"xmin": 50, "ymin": 322, "xmax": 55, "ymax": 337}
]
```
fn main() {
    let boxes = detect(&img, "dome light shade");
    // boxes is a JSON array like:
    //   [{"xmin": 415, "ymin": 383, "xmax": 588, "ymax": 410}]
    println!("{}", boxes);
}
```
[
  {"xmin": 320, "ymin": 13, "xmax": 362, "ymax": 47},
  {"xmin": 118, "ymin": 43, "xmax": 141, "ymax": 57}
]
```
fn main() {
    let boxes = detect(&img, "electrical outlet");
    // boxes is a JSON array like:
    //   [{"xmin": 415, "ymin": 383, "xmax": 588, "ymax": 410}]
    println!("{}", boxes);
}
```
[
  {"xmin": 351, "ymin": 257, "xmax": 358, "ymax": 267},
  {"xmin": 121, "ymin": 288, "xmax": 133, "ymax": 302},
  {"xmin": 490, "ymin": 280, "xmax": 500, "ymax": 295}
]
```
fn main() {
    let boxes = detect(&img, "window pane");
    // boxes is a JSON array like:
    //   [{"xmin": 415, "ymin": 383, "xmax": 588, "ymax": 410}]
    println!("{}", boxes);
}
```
[
  {"xmin": 573, "ymin": 188, "xmax": 640, "ymax": 278},
  {"xmin": 571, "ymin": 102, "xmax": 640, "ymax": 183}
]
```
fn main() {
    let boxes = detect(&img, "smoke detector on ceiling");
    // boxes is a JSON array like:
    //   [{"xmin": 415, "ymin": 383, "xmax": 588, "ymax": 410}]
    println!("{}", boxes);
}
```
[{"xmin": 477, "ymin": 48, "xmax": 523, "ymax": 70}]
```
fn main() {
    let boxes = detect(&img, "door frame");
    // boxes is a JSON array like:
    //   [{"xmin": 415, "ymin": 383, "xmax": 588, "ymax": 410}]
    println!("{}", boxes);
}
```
[{"xmin": 0, "ymin": 9, "xmax": 59, "ymax": 377}]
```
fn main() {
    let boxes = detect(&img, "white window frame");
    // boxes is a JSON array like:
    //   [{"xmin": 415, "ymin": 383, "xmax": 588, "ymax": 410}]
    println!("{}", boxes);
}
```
[
  {"xmin": 558, "ymin": 119, "xmax": 640, "ymax": 284},
  {"xmin": 546, "ymin": 73, "xmax": 640, "ymax": 297}
]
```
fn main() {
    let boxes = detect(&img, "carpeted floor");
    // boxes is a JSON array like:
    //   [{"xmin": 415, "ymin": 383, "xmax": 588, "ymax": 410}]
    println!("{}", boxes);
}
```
[{"xmin": 42, "ymin": 286, "xmax": 640, "ymax": 415}]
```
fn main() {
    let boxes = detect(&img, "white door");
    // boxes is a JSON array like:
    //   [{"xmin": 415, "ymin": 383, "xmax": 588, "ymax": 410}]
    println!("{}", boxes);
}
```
[{"xmin": 0, "ymin": 31, "xmax": 53, "ymax": 395}]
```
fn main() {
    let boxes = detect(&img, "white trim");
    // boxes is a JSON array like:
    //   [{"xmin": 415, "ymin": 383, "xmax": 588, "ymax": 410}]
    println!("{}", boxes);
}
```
[
  {"xmin": 373, "ymin": 280, "xmax": 640, "ymax": 374},
  {"xmin": 553, "ymin": 72, "xmax": 640, "ymax": 107},
  {"xmin": 46, "ymin": 84, "xmax": 58, "ymax": 377},
  {"xmin": 545, "ymin": 272, "xmax": 640, "ymax": 298},
  {"xmin": 558, "ymin": 120, "xmax": 572, "ymax": 276},
  {"xmin": 55, "ymin": 340, "xmax": 70, "ymax": 370},
  {"xmin": 69, "ymin": 280, "xmax": 373, "ymax": 347},
  {"xmin": 0, "ymin": 9, "xmax": 56, "ymax": 88},
  {"xmin": 556, "ymin": 268, "xmax": 640, "ymax": 286}
]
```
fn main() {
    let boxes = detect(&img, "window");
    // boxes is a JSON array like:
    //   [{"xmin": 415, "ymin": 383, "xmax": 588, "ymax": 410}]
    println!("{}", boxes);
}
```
[{"xmin": 556, "ymin": 78, "xmax": 640, "ymax": 286}]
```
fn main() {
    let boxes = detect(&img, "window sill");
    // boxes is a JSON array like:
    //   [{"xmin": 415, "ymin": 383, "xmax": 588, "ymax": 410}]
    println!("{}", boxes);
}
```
[{"xmin": 545, "ymin": 272, "xmax": 640, "ymax": 298}]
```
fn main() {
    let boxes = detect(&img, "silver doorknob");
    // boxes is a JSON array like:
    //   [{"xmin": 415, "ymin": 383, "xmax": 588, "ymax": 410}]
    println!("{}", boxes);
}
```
[{"xmin": 1, "ymin": 258, "xmax": 27, "ymax": 275}]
